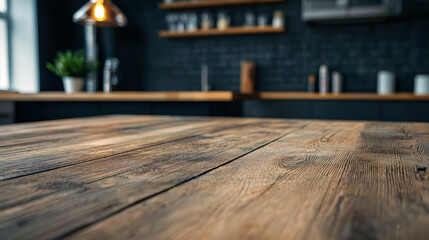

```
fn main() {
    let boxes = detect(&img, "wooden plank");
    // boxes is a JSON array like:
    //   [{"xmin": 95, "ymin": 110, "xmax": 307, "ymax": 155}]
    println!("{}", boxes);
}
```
[
  {"xmin": 0, "ymin": 115, "xmax": 217, "ymax": 147},
  {"xmin": 0, "ymin": 91, "xmax": 241, "ymax": 102},
  {"xmin": 0, "ymin": 115, "xmax": 174, "ymax": 138},
  {"xmin": 159, "ymin": 0, "xmax": 284, "ymax": 10},
  {"xmin": 0, "ymin": 117, "xmax": 206, "ymax": 156},
  {"xmin": 2, "ymin": 116, "xmax": 429, "ymax": 240},
  {"xmin": 68, "ymin": 121, "xmax": 429, "ymax": 240},
  {"xmin": 0, "ymin": 119, "xmax": 308, "ymax": 239},
  {"xmin": 0, "ymin": 116, "xmax": 260, "ymax": 180},
  {"xmin": 258, "ymin": 92, "xmax": 429, "ymax": 101},
  {"xmin": 2, "ymin": 91, "xmax": 429, "ymax": 102},
  {"xmin": 0, "ymin": 115, "xmax": 175, "ymax": 146},
  {"xmin": 159, "ymin": 26, "xmax": 285, "ymax": 38}
]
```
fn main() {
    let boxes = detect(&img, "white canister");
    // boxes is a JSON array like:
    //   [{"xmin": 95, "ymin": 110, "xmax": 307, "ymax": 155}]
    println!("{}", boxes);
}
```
[
  {"xmin": 377, "ymin": 71, "xmax": 395, "ymax": 95},
  {"xmin": 272, "ymin": 10, "xmax": 284, "ymax": 28},
  {"xmin": 414, "ymin": 75, "xmax": 429, "ymax": 96}
]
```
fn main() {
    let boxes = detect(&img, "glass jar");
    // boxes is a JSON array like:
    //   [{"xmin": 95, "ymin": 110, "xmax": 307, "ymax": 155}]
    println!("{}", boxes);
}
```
[
  {"xmin": 258, "ymin": 14, "xmax": 267, "ymax": 27},
  {"xmin": 217, "ymin": 11, "xmax": 230, "ymax": 30},
  {"xmin": 272, "ymin": 10, "xmax": 284, "ymax": 28},
  {"xmin": 201, "ymin": 12, "xmax": 213, "ymax": 30},
  {"xmin": 244, "ymin": 12, "xmax": 255, "ymax": 27}
]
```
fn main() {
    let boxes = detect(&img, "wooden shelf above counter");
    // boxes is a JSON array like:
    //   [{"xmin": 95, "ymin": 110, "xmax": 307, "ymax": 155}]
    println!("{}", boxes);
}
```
[
  {"xmin": 258, "ymin": 92, "xmax": 429, "ymax": 101},
  {"xmin": 1, "ymin": 92, "xmax": 429, "ymax": 102},
  {"xmin": 159, "ymin": 0, "xmax": 284, "ymax": 10},
  {"xmin": 0, "ymin": 91, "xmax": 251, "ymax": 102},
  {"xmin": 159, "ymin": 26, "xmax": 284, "ymax": 38}
]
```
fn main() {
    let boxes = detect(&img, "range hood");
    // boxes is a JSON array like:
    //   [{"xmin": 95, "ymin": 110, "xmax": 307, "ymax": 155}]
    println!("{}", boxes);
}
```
[{"xmin": 302, "ymin": 0, "xmax": 402, "ymax": 23}]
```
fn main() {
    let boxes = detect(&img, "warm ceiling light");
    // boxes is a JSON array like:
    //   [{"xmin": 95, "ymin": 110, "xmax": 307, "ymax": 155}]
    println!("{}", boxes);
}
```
[
  {"xmin": 94, "ymin": 1, "xmax": 106, "ymax": 21},
  {"xmin": 73, "ymin": 0, "xmax": 127, "ymax": 27}
]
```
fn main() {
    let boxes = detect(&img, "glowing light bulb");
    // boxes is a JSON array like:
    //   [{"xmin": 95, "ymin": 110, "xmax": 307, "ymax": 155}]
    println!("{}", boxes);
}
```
[{"xmin": 94, "ymin": 1, "xmax": 106, "ymax": 21}]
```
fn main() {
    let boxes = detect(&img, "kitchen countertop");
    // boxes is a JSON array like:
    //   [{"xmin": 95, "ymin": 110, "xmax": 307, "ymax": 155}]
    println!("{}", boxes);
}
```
[
  {"xmin": 0, "ymin": 91, "xmax": 250, "ymax": 102},
  {"xmin": 258, "ymin": 92, "xmax": 429, "ymax": 100},
  {"xmin": 1, "ymin": 115, "xmax": 428, "ymax": 239},
  {"xmin": 1, "ymin": 91, "xmax": 429, "ymax": 102}
]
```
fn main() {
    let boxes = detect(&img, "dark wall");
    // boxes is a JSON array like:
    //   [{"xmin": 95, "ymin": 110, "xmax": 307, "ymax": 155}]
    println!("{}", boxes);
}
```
[
  {"xmin": 37, "ymin": 0, "xmax": 84, "ymax": 91},
  {"xmin": 38, "ymin": 0, "xmax": 429, "ymax": 93},
  {"xmin": 13, "ymin": 100, "xmax": 429, "ymax": 123},
  {"xmin": 244, "ymin": 100, "xmax": 429, "ymax": 122},
  {"xmin": 15, "ymin": 102, "xmax": 242, "ymax": 123}
]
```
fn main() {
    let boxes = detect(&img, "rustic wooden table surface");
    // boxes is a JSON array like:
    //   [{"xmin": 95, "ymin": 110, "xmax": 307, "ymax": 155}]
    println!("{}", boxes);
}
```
[{"xmin": 0, "ymin": 115, "xmax": 428, "ymax": 240}]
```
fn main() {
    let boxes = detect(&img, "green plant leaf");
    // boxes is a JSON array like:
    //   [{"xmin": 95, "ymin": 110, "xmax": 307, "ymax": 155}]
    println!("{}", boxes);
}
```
[{"xmin": 46, "ymin": 49, "xmax": 99, "ymax": 78}]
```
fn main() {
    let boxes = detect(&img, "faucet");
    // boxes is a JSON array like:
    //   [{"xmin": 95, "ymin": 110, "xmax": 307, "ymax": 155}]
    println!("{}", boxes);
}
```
[{"xmin": 103, "ymin": 58, "xmax": 120, "ymax": 93}]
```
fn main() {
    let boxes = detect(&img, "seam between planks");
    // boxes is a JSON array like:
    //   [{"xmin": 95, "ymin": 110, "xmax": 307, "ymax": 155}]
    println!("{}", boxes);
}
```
[
  {"xmin": 0, "ymin": 122, "xmax": 258, "ymax": 182},
  {"xmin": 55, "ymin": 122, "xmax": 313, "ymax": 240}
]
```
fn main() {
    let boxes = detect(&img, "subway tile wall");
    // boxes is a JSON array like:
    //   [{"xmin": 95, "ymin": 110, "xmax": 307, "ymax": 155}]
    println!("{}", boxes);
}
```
[
  {"xmin": 38, "ymin": 0, "xmax": 429, "ymax": 93},
  {"xmin": 114, "ymin": 0, "xmax": 429, "ymax": 92}
]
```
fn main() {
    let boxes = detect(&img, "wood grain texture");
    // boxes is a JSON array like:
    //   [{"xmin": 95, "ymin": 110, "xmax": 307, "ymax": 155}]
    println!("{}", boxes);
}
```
[
  {"xmin": 0, "ymin": 115, "xmax": 429, "ymax": 240},
  {"xmin": 241, "ymin": 61, "xmax": 256, "ymax": 94},
  {"xmin": 0, "ymin": 116, "xmax": 260, "ymax": 180}
]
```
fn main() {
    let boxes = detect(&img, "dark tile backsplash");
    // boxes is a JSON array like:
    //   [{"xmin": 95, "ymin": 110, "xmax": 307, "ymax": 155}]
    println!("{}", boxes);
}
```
[{"xmin": 38, "ymin": 0, "xmax": 429, "ymax": 93}]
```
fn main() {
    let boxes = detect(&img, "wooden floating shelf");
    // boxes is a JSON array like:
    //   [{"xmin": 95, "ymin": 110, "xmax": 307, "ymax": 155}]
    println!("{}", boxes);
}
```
[
  {"xmin": 258, "ymin": 92, "xmax": 429, "ymax": 101},
  {"xmin": 3, "ymin": 92, "xmax": 429, "ymax": 102},
  {"xmin": 0, "ymin": 91, "xmax": 246, "ymax": 102},
  {"xmin": 159, "ymin": 0, "xmax": 284, "ymax": 10},
  {"xmin": 159, "ymin": 26, "xmax": 284, "ymax": 38}
]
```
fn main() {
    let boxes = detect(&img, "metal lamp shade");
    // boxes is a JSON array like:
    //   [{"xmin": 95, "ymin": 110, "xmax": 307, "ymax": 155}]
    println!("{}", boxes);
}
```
[{"xmin": 73, "ymin": 0, "xmax": 127, "ymax": 27}]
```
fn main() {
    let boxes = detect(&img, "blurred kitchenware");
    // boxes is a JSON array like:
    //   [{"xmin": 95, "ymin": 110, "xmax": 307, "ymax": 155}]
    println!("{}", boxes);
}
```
[
  {"xmin": 241, "ymin": 61, "xmax": 256, "ymax": 94},
  {"xmin": 308, "ymin": 75, "xmax": 316, "ymax": 93},
  {"xmin": 201, "ymin": 12, "xmax": 213, "ymax": 30},
  {"xmin": 272, "ymin": 10, "xmax": 284, "ymax": 28},
  {"xmin": 103, "ymin": 58, "xmax": 120, "ymax": 93},
  {"xmin": 217, "ymin": 11, "xmax": 230, "ymax": 30},
  {"xmin": 245, "ymin": 12, "xmax": 255, "ymax": 27},
  {"xmin": 187, "ymin": 13, "xmax": 198, "ymax": 31},
  {"xmin": 177, "ymin": 14, "xmax": 187, "ymax": 32},
  {"xmin": 166, "ymin": 13, "xmax": 178, "ymax": 32},
  {"xmin": 377, "ymin": 71, "xmax": 395, "ymax": 95},
  {"xmin": 319, "ymin": 65, "xmax": 329, "ymax": 95},
  {"xmin": 414, "ymin": 74, "xmax": 429, "ymax": 96},
  {"xmin": 332, "ymin": 71, "xmax": 343, "ymax": 94},
  {"xmin": 258, "ymin": 14, "xmax": 267, "ymax": 27}
]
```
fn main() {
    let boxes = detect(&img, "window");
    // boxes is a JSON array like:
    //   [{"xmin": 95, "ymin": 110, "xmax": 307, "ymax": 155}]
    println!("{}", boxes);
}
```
[
  {"xmin": 0, "ymin": 0, "xmax": 9, "ymax": 90},
  {"xmin": 0, "ymin": 0, "xmax": 39, "ymax": 93}
]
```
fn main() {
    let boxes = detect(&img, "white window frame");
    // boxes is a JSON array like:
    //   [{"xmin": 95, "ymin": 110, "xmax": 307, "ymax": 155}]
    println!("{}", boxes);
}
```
[{"xmin": 0, "ymin": 0, "xmax": 11, "ymax": 90}]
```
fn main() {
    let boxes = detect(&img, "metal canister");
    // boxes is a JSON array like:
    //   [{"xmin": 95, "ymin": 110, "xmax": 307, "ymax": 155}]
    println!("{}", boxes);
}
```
[
  {"xmin": 319, "ymin": 65, "xmax": 329, "ymax": 95},
  {"xmin": 332, "ymin": 71, "xmax": 343, "ymax": 94}
]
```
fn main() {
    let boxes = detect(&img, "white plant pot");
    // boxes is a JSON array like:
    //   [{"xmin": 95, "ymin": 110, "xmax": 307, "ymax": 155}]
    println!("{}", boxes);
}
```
[{"xmin": 62, "ymin": 77, "xmax": 84, "ymax": 94}]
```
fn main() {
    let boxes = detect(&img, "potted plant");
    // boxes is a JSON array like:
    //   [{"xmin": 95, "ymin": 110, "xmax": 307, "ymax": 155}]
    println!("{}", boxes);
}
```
[{"xmin": 46, "ymin": 50, "xmax": 98, "ymax": 94}]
